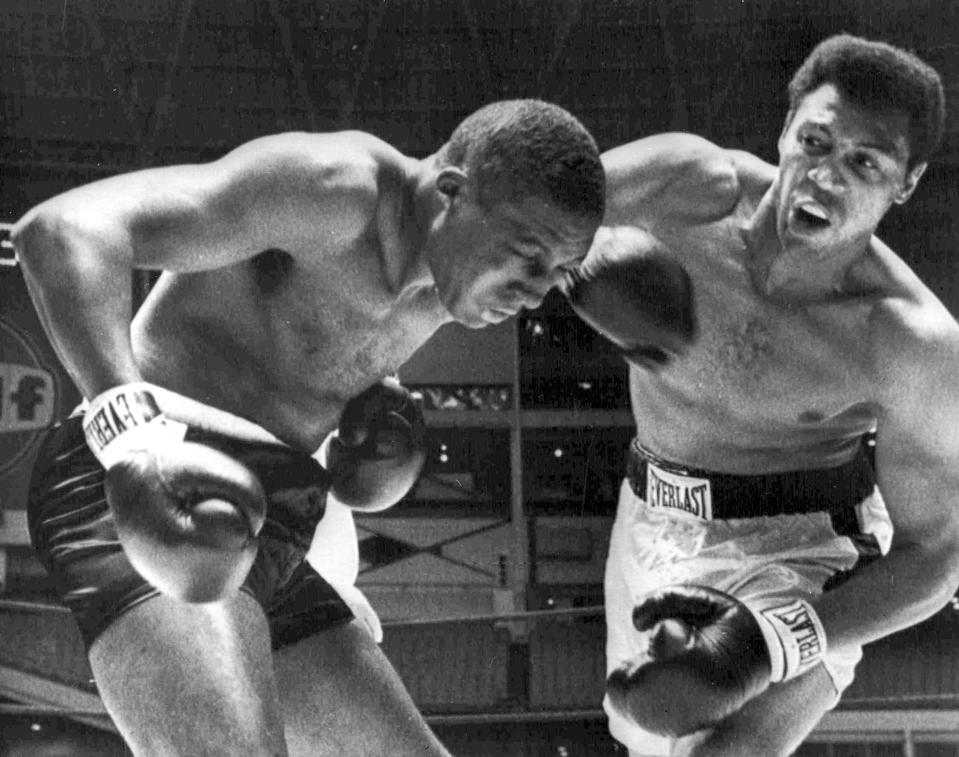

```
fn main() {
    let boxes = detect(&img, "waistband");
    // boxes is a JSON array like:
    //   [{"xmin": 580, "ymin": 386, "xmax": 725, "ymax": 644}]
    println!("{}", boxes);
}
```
[{"xmin": 626, "ymin": 438, "xmax": 875, "ymax": 524}]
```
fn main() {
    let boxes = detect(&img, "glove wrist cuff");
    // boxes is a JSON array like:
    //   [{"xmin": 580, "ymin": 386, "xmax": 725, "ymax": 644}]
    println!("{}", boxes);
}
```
[
  {"xmin": 83, "ymin": 383, "xmax": 187, "ymax": 469},
  {"xmin": 748, "ymin": 598, "xmax": 827, "ymax": 682}
]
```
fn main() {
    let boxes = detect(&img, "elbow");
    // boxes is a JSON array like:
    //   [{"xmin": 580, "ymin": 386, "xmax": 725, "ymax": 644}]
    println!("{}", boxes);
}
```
[
  {"xmin": 13, "ymin": 207, "xmax": 121, "ymax": 285},
  {"xmin": 888, "ymin": 521, "xmax": 959, "ymax": 611},
  {"xmin": 940, "ymin": 537, "xmax": 959, "ymax": 592},
  {"xmin": 11, "ymin": 209, "xmax": 69, "ymax": 276},
  {"xmin": 917, "ymin": 528, "xmax": 959, "ymax": 603},
  {"xmin": 10, "ymin": 212, "xmax": 41, "ymax": 269}
]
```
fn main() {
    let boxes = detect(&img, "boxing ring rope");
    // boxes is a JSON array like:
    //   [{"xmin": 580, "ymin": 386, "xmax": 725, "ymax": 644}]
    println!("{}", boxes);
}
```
[
  {"xmin": 0, "ymin": 596, "xmax": 602, "ymax": 621},
  {"xmin": 0, "ymin": 597, "xmax": 610, "ymax": 724},
  {"xmin": 380, "ymin": 604, "xmax": 603, "ymax": 628},
  {"xmin": 3, "ymin": 586, "xmax": 959, "ymax": 749},
  {"xmin": 0, "ymin": 598, "xmax": 72, "ymax": 615},
  {"xmin": 0, "ymin": 703, "xmax": 106, "ymax": 717}
]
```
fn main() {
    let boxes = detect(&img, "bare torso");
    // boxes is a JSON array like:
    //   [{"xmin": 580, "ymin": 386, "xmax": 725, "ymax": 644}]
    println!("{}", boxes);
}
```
[
  {"xmin": 130, "ymin": 137, "xmax": 450, "ymax": 450},
  {"xmin": 627, "ymin": 212, "xmax": 879, "ymax": 472},
  {"xmin": 18, "ymin": 128, "xmax": 593, "ymax": 453},
  {"xmin": 607, "ymin": 142, "xmax": 928, "ymax": 474},
  {"xmin": 133, "ymin": 264, "xmax": 444, "ymax": 450}
]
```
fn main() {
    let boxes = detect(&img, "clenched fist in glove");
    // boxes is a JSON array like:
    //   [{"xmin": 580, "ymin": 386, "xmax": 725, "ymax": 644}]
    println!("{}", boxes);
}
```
[
  {"xmin": 326, "ymin": 377, "xmax": 426, "ymax": 512},
  {"xmin": 84, "ymin": 384, "xmax": 266, "ymax": 603},
  {"xmin": 605, "ymin": 584, "xmax": 827, "ymax": 737},
  {"xmin": 563, "ymin": 226, "xmax": 696, "ymax": 369}
]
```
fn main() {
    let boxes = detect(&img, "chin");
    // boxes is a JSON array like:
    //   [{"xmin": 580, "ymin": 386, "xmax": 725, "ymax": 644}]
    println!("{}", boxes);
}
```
[
  {"xmin": 448, "ymin": 304, "xmax": 488, "ymax": 329},
  {"xmin": 782, "ymin": 224, "xmax": 834, "ymax": 255},
  {"xmin": 456, "ymin": 314, "xmax": 489, "ymax": 329}
]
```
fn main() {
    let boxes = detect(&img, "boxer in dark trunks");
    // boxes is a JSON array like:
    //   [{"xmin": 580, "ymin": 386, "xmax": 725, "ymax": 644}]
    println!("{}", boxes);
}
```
[{"xmin": 13, "ymin": 99, "xmax": 605, "ymax": 756}]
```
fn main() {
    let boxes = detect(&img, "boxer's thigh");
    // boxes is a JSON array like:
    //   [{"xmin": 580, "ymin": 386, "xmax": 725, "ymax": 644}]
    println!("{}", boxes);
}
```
[
  {"xmin": 673, "ymin": 663, "xmax": 837, "ymax": 757},
  {"xmin": 275, "ymin": 619, "xmax": 450, "ymax": 757},
  {"xmin": 89, "ymin": 591, "xmax": 286, "ymax": 757}
]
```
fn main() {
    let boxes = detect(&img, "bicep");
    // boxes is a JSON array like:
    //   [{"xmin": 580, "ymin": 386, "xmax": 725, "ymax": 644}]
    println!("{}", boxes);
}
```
[
  {"xmin": 130, "ymin": 151, "xmax": 369, "ymax": 271},
  {"xmin": 602, "ymin": 134, "xmax": 740, "ymax": 227},
  {"xmin": 125, "ymin": 163, "xmax": 266, "ymax": 271},
  {"xmin": 31, "ymin": 135, "xmax": 375, "ymax": 272}
]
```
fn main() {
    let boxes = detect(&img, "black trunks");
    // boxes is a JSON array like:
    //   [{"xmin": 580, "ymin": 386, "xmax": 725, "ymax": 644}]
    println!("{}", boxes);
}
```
[{"xmin": 27, "ymin": 414, "xmax": 354, "ymax": 650}]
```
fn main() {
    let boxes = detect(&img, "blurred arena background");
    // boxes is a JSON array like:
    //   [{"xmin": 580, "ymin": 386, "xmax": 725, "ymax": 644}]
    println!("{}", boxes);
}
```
[{"xmin": 1, "ymin": 1, "xmax": 958, "ymax": 754}]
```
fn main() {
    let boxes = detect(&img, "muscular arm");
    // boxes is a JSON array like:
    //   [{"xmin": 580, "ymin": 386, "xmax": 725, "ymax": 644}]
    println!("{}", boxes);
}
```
[
  {"xmin": 11, "ymin": 132, "xmax": 380, "ymax": 398},
  {"xmin": 568, "ymin": 134, "xmax": 756, "ymax": 365},
  {"xmin": 602, "ymin": 133, "xmax": 744, "ymax": 229},
  {"xmin": 814, "ymin": 303, "xmax": 959, "ymax": 654}
]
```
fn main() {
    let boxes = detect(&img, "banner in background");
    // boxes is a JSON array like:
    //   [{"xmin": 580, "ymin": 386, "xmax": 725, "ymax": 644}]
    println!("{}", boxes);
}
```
[{"xmin": 0, "ymin": 272, "xmax": 79, "ymax": 512}]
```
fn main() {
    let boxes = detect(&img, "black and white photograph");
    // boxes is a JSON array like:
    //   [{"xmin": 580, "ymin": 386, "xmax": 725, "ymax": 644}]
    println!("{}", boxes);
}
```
[{"xmin": 1, "ymin": 1, "xmax": 958, "ymax": 755}]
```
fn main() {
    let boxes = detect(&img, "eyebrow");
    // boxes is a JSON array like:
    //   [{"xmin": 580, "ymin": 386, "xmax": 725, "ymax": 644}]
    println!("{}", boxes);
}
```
[
  {"xmin": 518, "ymin": 234, "xmax": 546, "ymax": 248},
  {"xmin": 505, "ymin": 219, "xmax": 549, "ymax": 250},
  {"xmin": 805, "ymin": 121, "xmax": 903, "ymax": 161},
  {"xmin": 857, "ymin": 138, "xmax": 902, "ymax": 158}
]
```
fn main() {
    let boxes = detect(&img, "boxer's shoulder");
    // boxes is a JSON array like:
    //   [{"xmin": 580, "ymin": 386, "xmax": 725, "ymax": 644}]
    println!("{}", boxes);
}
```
[
  {"xmin": 220, "ymin": 131, "xmax": 403, "ymax": 205},
  {"xmin": 604, "ymin": 133, "xmax": 742, "ymax": 226},
  {"xmin": 843, "ymin": 236, "xmax": 959, "ymax": 352},
  {"xmin": 726, "ymin": 147, "xmax": 777, "ymax": 202},
  {"xmin": 870, "ymin": 284, "xmax": 959, "ymax": 384},
  {"xmin": 211, "ymin": 131, "xmax": 408, "ymax": 248}
]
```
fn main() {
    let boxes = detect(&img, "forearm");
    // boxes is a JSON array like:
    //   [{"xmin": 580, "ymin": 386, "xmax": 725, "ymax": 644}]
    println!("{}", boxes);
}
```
[
  {"xmin": 13, "ymin": 211, "xmax": 141, "ymax": 397},
  {"xmin": 814, "ymin": 537, "xmax": 959, "ymax": 654}
]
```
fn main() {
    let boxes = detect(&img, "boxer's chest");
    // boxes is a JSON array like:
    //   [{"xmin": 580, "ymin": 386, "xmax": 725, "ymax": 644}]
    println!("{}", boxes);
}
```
[
  {"xmin": 259, "ymin": 255, "xmax": 444, "ymax": 393},
  {"xmin": 636, "ymin": 221, "xmax": 879, "ymax": 439},
  {"xmin": 138, "ymin": 241, "xmax": 446, "ymax": 447}
]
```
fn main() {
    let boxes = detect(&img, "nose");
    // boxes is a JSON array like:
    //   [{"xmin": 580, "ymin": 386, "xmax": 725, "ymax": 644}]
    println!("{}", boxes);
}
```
[
  {"xmin": 515, "ymin": 286, "xmax": 547, "ymax": 310},
  {"xmin": 526, "ymin": 263, "xmax": 570, "ymax": 301}
]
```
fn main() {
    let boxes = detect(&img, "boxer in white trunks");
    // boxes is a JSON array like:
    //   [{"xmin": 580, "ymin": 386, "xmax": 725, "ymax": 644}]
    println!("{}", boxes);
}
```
[{"xmin": 563, "ymin": 34, "xmax": 959, "ymax": 756}]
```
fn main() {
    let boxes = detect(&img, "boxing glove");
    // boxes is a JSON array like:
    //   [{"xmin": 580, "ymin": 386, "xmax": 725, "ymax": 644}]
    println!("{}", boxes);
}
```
[
  {"xmin": 84, "ymin": 384, "xmax": 267, "ymax": 603},
  {"xmin": 605, "ymin": 584, "xmax": 826, "ymax": 736},
  {"xmin": 563, "ymin": 226, "xmax": 696, "ymax": 369},
  {"xmin": 326, "ymin": 377, "xmax": 426, "ymax": 512}
]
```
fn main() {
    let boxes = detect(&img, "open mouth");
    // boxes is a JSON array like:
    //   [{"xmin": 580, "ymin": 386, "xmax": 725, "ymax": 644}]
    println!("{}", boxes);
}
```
[{"xmin": 792, "ymin": 203, "xmax": 831, "ymax": 233}]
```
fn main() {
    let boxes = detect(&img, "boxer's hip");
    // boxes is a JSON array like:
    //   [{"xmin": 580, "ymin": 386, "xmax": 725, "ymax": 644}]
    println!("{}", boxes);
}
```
[
  {"xmin": 616, "ymin": 438, "xmax": 889, "ymax": 580},
  {"xmin": 27, "ymin": 399, "xmax": 339, "ymax": 649}
]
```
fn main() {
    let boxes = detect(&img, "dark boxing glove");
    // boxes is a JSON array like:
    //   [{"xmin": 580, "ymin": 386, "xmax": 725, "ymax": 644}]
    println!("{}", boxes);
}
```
[
  {"xmin": 605, "ymin": 584, "xmax": 827, "ymax": 737},
  {"xmin": 84, "ymin": 384, "xmax": 266, "ymax": 603},
  {"xmin": 326, "ymin": 377, "xmax": 426, "ymax": 512},
  {"xmin": 563, "ymin": 226, "xmax": 696, "ymax": 369}
]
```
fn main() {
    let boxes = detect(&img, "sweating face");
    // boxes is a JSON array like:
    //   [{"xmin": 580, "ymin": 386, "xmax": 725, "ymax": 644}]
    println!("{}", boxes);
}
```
[
  {"xmin": 776, "ymin": 83, "xmax": 925, "ymax": 261},
  {"xmin": 428, "ymin": 190, "xmax": 596, "ymax": 328}
]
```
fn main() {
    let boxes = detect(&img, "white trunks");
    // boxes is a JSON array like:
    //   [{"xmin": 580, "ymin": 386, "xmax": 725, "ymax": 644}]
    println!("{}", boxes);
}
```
[{"xmin": 604, "ymin": 441, "xmax": 891, "ymax": 755}]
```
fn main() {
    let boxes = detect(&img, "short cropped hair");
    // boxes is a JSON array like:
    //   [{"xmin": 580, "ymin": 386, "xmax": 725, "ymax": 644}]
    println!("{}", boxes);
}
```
[
  {"xmin": 787, "ymin": 34, "xmax": 945, "ymax": 168},
  {"xmin": 439, "ymin": 99, "xmax": 605, "ymax": 222}
]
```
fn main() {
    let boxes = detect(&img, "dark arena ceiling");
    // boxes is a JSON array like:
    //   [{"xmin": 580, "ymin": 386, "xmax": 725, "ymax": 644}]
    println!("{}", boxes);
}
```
[{"xmin": 1, "ymin": 0, "xmax": 957, "ymax": 218}]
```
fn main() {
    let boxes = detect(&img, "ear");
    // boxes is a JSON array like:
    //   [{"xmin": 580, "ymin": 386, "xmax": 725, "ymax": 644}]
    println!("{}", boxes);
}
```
[
  {"xmin": 436, "ymin": 166, "xmax": 468, "ymax": 199},
  {"xmin": 893, "ymin": 161, "xmax": 927, "ymax": 205}
]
